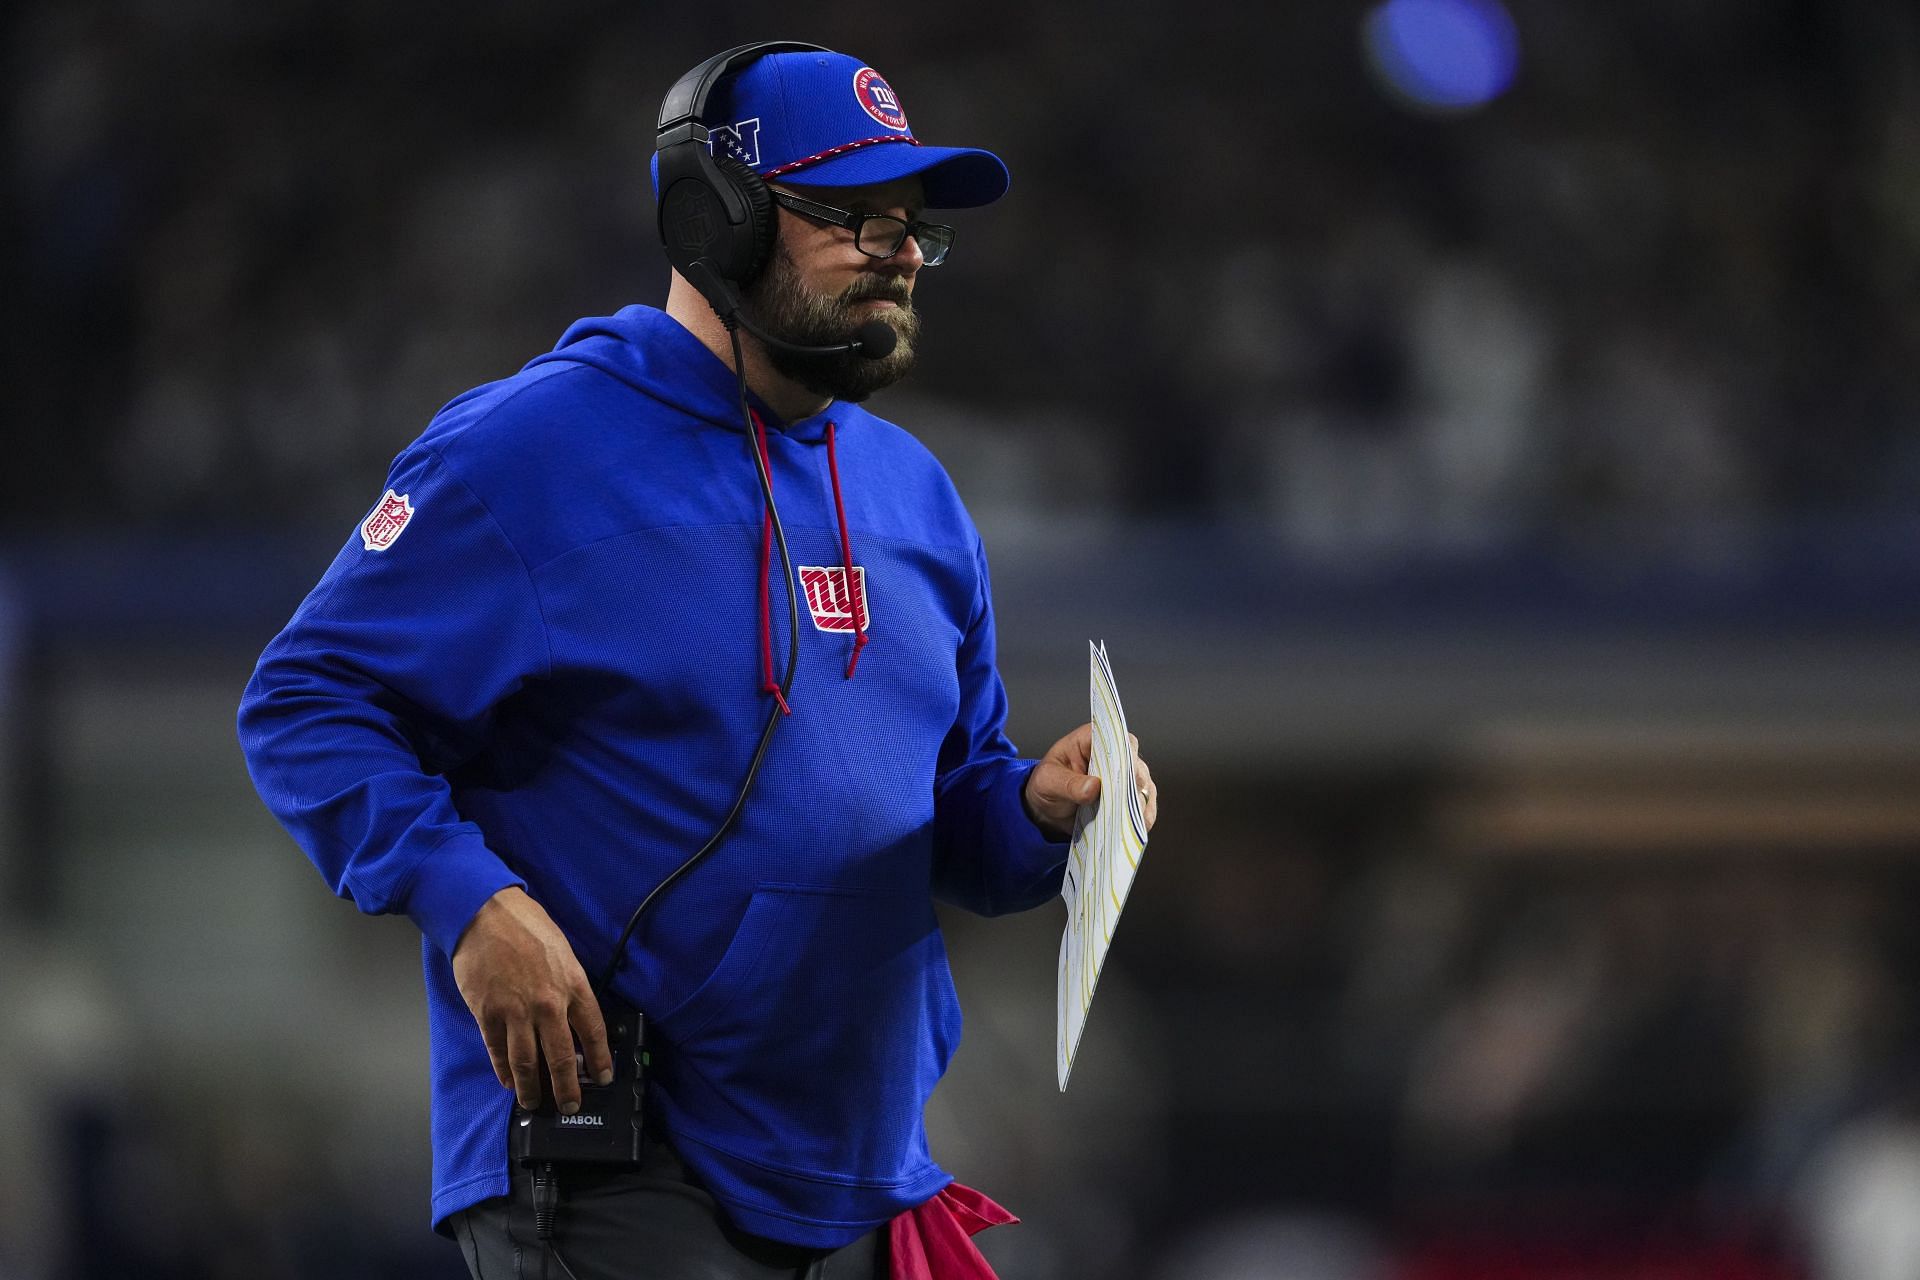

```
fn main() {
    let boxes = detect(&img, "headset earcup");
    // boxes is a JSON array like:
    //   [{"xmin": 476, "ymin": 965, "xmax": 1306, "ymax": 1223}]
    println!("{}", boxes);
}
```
[
  {"xmin": 714, "ymin": 153, "xmax": 776, "ymax": 285},
  {"xmin": 657, "ymin": 146, "xmax": 776, "ymax": 288},
  {"xmin": 656, "ymin": 42, "xmax": 829, "ymax": 296}
]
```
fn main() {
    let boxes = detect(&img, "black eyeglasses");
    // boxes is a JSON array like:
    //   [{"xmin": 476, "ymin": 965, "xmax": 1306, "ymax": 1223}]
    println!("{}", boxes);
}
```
[{"xmin": 769, "ymin": 190, "xmax": 955, "ymax": 266}]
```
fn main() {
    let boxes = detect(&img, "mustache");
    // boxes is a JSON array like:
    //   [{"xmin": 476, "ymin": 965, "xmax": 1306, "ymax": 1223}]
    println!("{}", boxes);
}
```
[{"xmin": 840, "ymin": 277, "xmax": 914, "ymax": 308}]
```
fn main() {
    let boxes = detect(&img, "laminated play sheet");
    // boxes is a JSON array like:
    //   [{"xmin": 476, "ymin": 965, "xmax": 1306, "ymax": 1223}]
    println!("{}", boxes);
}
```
[{"xmin": 1056, "ymin": 641, "xmax": 1151, "ymax": 1091}]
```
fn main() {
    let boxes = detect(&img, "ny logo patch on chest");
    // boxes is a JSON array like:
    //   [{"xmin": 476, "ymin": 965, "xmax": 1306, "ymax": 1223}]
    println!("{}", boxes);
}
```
[{"xmin": 797, "ymin": 566, "xmax": 870, "ymax": 633}]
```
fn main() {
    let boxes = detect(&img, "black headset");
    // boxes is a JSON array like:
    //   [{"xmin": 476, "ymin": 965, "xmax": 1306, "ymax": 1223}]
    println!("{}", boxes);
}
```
[{"xmin": 655, "ymin": 41, "xmax": 829, "ymax": 311}]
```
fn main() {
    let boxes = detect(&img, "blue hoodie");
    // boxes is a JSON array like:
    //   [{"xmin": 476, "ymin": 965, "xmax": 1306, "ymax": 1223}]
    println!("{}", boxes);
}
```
[{"xmin": 237, "ymin": 305, "xmax": 1068, "ymax": 1246}]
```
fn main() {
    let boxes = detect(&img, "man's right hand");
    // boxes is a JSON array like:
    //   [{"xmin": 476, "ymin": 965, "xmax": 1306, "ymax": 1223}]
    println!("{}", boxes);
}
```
[{"xmin": 451, "ymin": 887, "xmax": 615, "ymax": 1115}]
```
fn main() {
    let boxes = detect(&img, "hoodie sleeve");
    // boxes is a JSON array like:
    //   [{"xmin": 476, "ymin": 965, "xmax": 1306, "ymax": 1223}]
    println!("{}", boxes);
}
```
[
  {"xmin": 236, "ymin": 447, "xmax": 543, "ymax": 958},
  {"xmin": 931, "ymin": 536, "xmax": 1069, "ymax": 917}
]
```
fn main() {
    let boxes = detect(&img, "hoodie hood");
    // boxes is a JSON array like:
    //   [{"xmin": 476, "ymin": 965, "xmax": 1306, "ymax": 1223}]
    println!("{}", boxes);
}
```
[{"xmin": 523, "ymin": 304, "xmax": 838, "ymax": 443}]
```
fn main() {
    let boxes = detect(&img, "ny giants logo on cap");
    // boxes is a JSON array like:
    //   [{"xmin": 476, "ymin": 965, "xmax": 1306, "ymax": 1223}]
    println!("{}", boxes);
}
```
[
  {"xmin": 852, "ymin": 68, "xmax": 909, "ymax": 132},
  {"xmin": 797, "ymin": 566, "xmax": 870, "ymax": 633},
  {"xmin": 361, "ymin": 489, "xmax": 414, "ymax": 551}
]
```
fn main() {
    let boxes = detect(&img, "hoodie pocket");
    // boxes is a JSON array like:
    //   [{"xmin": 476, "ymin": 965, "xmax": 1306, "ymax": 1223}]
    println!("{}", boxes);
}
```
[
  {"xmin": 649, "ymin": 886, "xmax": 792, "ymax": 1040},
  {"xmin": 649, "ymin": 882, "xmax": 962, "ymax": 1179}
]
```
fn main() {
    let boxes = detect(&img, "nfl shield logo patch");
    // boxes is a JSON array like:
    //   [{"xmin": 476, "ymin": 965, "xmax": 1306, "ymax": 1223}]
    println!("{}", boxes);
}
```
[
  {"xmin": 797, "ymin": 566, "xmax": 870, "ymax": 633},
  {"xmin": 360, "ymin": 489, "xmax": 414, "ymax": 551}
]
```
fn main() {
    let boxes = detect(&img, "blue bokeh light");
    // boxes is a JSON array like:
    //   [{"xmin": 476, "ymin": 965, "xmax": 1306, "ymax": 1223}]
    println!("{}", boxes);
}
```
[{"xmin": 1364, "ymin": 0, "xmax": 1521, "ymax": 113}]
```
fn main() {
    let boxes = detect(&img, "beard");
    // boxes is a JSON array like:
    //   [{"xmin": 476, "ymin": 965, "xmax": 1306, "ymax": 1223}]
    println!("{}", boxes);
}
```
[{"xmin": 742, "ymin": 241, "xmax": 921, "ymax": 403}]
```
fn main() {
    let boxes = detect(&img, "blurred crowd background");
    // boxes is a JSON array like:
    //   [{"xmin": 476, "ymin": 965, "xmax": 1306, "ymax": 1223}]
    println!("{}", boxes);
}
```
[{"xmin": 4, "ymin": 0, "xmax": 1920, "ymax": 1277}]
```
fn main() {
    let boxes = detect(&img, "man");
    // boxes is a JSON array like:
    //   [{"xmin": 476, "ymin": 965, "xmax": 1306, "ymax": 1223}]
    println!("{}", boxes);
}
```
[{"xmin": 237, "ymin": 44, "xmax": 1157, "ymax": 1279}]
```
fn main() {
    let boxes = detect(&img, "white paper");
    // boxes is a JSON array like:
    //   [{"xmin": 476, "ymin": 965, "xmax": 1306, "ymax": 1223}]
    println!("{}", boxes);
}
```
[{"xmin": 1056, "ymin": 640, "xmax": 1151, "ymax": 1090}]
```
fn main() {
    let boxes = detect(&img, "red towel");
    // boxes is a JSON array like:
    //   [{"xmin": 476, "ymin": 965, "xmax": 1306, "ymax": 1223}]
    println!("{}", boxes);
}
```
[{"xmin": 887, "ymin": 1182, "xmax": 1019, "ymax": 1279}]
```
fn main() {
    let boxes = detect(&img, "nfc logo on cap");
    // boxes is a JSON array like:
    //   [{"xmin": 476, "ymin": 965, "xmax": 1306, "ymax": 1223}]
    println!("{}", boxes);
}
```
[{"xmin": 707, "ymin": 117, "xmax": 763, "ymax": 169}]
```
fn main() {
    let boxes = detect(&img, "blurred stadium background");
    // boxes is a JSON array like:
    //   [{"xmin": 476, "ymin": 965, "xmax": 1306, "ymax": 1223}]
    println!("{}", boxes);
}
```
[{"xmin": 5, "ymin": 0, "xmax": 1920, "ymax": 1276}]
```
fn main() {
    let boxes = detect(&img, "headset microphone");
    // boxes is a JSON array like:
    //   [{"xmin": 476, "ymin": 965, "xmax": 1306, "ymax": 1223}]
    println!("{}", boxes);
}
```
[
  {"xmin": 851, "ymin": 320, "xmax": 898, "ymax": 359},
  {"xmin": 735, "ymin": 311, "xmax": 897, "ymax": 361},
  {"xmin": 682, "ymin": 255, "xmax": 897, "ymax": 360}
]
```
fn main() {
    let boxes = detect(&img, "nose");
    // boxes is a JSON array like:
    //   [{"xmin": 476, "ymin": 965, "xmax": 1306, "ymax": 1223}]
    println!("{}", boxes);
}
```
[{"xmin": 879, "ymin": 228, "xmax": 924, "ymax": 274}]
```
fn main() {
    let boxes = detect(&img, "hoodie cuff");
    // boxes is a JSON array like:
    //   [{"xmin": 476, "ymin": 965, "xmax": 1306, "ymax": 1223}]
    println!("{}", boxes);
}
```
[
  {"xmin": 994, "ymin": 761, "xmax": 1071, "ymax": 905},
  {"xmin": 400, "ymin": 832, "xmax": 528, "ymax": 959}
]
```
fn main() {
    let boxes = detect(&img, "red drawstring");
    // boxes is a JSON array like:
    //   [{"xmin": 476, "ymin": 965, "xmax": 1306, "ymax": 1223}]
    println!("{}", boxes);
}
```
[
  {"xmin": 825, "ymin": 421, "xmax": 869, "ymax": 679},
  {"xmin": 750, "ymin": 411, "xmax": 791, "ymax": 716}
]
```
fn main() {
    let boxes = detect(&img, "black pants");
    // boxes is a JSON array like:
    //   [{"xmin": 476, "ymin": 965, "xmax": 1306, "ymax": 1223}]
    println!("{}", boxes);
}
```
[{"xmin": 451, "ymin": 1140, "xmax": 887, "ymax": 1280}]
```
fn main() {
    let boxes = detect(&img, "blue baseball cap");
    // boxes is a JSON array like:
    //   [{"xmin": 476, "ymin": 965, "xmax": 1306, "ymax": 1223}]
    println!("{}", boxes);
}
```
[{"xmin": 654, "ymin": 49, "xmax": 1010, "ymax": 210}]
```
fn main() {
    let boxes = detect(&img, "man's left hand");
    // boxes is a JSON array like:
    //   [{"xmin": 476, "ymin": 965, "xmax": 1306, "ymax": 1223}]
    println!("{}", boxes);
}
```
[{"xmin": 1023, "ymin": 722, "xmax": 1158, "ymax": 841}]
